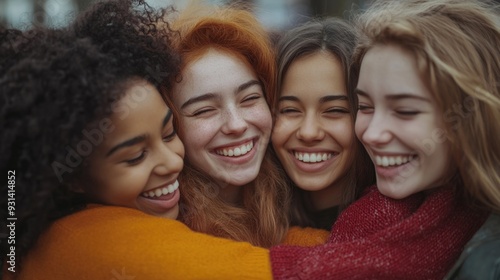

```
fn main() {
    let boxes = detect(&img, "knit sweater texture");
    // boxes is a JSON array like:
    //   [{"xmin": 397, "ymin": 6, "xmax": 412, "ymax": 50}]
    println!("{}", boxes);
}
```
[
  {"xmin": 271, "ymin": 185, "xmax": 489, "ymax": 280},
  {"xmin": 281, "ymin": 226, "xmax": 330, "ymax": 246},
  {"xmin": 7, "ymin": 205, "xmax": 272, "ymax": 280}
]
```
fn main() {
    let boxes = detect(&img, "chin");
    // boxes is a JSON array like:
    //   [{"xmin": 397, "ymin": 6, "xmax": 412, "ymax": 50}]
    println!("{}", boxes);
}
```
[
  {"xmin": 226, "ymin": 173, "xmax": 259, "ymax": 187},
  {"xmin": 159, "ymin": 207, "xmax": 179, "ymax": 220}
]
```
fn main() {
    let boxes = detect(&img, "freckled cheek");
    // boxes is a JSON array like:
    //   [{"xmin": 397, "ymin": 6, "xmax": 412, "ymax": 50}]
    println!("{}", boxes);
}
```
[
  {"xmin": 178, "ymin": 118, "xmax": 220, "ymax": 157},
  {"xmin": 246, "ymin": 105, "xmax": 272, "ymax": 135}
]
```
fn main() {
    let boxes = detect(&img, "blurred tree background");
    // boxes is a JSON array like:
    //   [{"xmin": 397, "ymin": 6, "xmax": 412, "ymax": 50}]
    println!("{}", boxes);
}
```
[
  {"xmin": 0, "ymin": 0, "xmax": 373, "ymax": 31},
  {"xmin": 3, "ymin": 0, "xmax": 498, "ymax": 33}
]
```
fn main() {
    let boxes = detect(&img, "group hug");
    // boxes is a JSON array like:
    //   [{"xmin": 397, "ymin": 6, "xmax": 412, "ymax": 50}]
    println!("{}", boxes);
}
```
[{"xmin": 1, "ymin": 0, "xmax": 499, "ymax": 279}]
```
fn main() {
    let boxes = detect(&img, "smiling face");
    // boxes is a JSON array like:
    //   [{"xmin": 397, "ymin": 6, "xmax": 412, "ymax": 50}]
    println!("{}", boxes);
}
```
[
  {"xmin": 355, "ymin": 44, "xmax": 452, "ymax": 199},
  {"xmin": 172, "ymin": 48, "xmax": 272, "ymax": 194},
  {"xmin": 79, "ymin": 81, "xmax": 185, "ymax": 219},
  {"xmin": 272, "ymin": 51, "xmax": 354, "ymax": 209}
]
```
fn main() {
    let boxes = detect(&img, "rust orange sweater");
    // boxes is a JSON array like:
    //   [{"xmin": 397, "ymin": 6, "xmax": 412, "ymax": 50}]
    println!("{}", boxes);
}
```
[{"xmin": 7, "ymin": 205, "xmax": 271, "ymax": 280}]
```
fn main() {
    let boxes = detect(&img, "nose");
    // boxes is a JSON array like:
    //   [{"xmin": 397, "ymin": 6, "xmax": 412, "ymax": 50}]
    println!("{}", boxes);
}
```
[
  {"xmin": 359, "ymin": 111, "xmax": 392, "ymax": 146},
  {"xmin": 220, "ymin": 107, "xmax": 248, "ymax": 135},
  {"xmin": 296, "ymin": 113, "xmax": 325, "ymax": 142},
  {"xmin": 152, "ymin": 142, "xmax": 184, "ymax": 176}
]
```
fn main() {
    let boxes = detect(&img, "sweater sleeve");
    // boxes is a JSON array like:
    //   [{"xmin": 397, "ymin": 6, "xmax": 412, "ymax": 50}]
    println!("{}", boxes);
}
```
[
  {"xmin": 281, "ymin": 226, "xmax": 330, "ymax": 246},
  {"xmin": 10, "ymin": 205, "xmax": 272, "ymax": 280}
]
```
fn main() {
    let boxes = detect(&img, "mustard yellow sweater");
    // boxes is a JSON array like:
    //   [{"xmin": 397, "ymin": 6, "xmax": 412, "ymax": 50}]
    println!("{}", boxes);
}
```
[
  {"xmin": 6, "ymin": 205, "xmax": 329, "ymax": 279},
  {"xmin": 7, "ymin": 205, "xmax": 271, "ymax": 280}
]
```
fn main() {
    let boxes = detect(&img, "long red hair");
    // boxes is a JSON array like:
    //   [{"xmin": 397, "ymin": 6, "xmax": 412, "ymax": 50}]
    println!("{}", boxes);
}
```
[{"xmin": 165, "ymin": 3, "xmax": 290, "ymax": 247}]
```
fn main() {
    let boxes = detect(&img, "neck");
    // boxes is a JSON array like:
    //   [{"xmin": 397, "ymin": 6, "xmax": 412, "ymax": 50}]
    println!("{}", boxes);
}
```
[{"xmin": 309, "ymin": 178, "xmax": 348, "ymax": 211}]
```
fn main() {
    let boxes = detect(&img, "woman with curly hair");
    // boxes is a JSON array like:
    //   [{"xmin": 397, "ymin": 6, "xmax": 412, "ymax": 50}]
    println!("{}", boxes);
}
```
[
  {"xmin": 0, "ymin": 1, "xmax": 273, "ymax": 279},
  {"xmin": 166, "ymin": 3, "xmax": 292, "ymax": 247}
]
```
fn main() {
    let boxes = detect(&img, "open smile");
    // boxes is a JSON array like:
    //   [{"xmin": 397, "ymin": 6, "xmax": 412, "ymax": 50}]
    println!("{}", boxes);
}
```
[
  {"xmin": 142, "ymin": 180, "xmax": 179, "ymax": 198},
  {"xmin": 214, "ymin": 139, "xmax": 254, "ymax": 157},
  {"xmin": 374, "ymin": 154, "xmax": 418, "ymax": 168},
  {"xmin": 293, "ymin": 151, "xmax": 335, "ymax": 163}
]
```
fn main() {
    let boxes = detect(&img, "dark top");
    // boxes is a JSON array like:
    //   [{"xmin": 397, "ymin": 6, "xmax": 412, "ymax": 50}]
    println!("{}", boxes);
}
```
[
  {"xmin": 311, "ymin": 206, "xmax": 340, "ymax": 231},
  {"xmin": 445, "ymin": 213, "xmax": 500, "ymax": 280}
]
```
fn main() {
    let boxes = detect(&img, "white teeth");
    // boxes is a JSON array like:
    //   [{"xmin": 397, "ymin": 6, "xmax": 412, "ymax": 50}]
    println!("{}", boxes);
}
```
[
  {"xmin": 294, "ymin": 152, "xmax": 333, "ymax": 163},
  {"xmin": 155, "ymin": 188, "xmax": 162, "ymax": 197},
  {"xmin": 375, "ymin": 155, "xmax": 415, "ymax": 167},
  {"xmin": 142, "ymin": 180, "xmax": 179, "ymax": 198},
  {"xmin": 215, "ymin": 141, "xmax": 253, "ymax": 157},
  {"xmin": 303, "ymin": 154, "xmax": 310, "ymax": 162}
]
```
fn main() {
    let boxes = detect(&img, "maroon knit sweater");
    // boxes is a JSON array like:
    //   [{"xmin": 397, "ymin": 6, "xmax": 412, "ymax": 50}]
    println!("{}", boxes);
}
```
[{"xmin": 271, "ymin": 185, "xmax": 489, "ymax": 279}]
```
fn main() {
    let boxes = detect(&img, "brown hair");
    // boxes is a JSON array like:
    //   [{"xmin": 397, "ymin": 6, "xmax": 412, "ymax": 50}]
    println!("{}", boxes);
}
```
[
  {"xmin": 274, "ymin": 18, "xmax": 375, "ymax": 227},
  {"xmin": 352, "ymin": 0, "xmax": 500, "ymax": 213},
  {"xmin": 166, "ymin": 3, "xmax": 290, "ymax": 247}
]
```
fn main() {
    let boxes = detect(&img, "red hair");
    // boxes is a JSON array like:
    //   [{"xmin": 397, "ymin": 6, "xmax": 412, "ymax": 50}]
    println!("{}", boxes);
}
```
[{"xmin": 166, "ymin": 3, "xmax": 290, "ymax": 247}]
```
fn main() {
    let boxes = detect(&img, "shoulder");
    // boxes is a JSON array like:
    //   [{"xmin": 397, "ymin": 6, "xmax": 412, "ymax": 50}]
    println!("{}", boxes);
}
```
[
  {"xmin": 445, "ymin": 213, "xmax": 500, "ymax": 280},
  {"xmin": 14, "ymin": 205, "xmax": 272, "ymax": 279}
]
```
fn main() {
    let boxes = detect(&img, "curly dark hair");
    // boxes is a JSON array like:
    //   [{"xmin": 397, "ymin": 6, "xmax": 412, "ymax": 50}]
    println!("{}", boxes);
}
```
[{"xmin": 0, "ymin": 0, "xmax": 180, "ymax": 267}]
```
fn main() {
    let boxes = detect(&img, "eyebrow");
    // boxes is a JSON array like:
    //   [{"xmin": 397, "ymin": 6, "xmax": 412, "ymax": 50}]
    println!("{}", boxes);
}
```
[
  {"xmin": 180, "ymin": 79, "xmax": 261, "ymax": 110},
  {"xmin": 237, "ymin": 80, "xmax": 261, "ymax": 93},
  {"xmin": 354, "ymin": 88, "xmax": 369, "ymax": 97},
  {"xmin": 180, "ymin": 93, "xmax": 218, "ymax": 110},
  {"xmin": 319, "ymin": 95, "xmax": 348, "ymax": 103},
  {"xmin": 354, "ymin": 88, "xmax": 431, "ymax": 102},
  {"xmin": 106, "ymin": 135, "xmax": 146, "ymax": 157},
  {"xmin": 278, "ymin": 95, "xmax": 300, "ymax": 102},
  {"xmin": 278, "ymin": 94, "xmax": 347, "ymax": 103},
  {"xmin": 106, "ymin": 110, "xmax": 172, "ymax": 157}
]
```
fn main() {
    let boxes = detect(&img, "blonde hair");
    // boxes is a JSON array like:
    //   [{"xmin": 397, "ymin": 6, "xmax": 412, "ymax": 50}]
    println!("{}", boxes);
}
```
[
  {"xmin": 166, "ymin": 2, "xmax": 290, "ymax": 247},
  {"xmin": 352, "ymin": 0, "xmax": 500, "ymax": 213}
]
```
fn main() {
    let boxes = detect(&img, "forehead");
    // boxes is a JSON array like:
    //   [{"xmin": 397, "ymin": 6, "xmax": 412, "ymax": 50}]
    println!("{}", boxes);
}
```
[
  {"xmin": 281, "ymin": 51, "xmax": 346, "ymax": 98},
  {"xmin": 173, "ymin": 49, "xmax": 257, "ymax": 99},
  {"xmin": 187, "ymin": 49, "xmax": 255, "ymax": 83},
  {"xmin": 358, "ymin": 44, "xmax": 431, "ymax": 99},
  {"xmin": 109, "ymin": 83, "xmax": 167, "ymax": 130}
]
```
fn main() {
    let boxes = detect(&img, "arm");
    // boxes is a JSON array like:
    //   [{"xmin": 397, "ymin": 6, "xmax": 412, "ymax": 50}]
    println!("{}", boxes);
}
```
[
  {"xmin": 444, "ymin": 213, "xmax": 500, "ymax": 280},
  {"xmin": 11, "ymin": 205, "xmax": 271, "ymax": 280}
]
